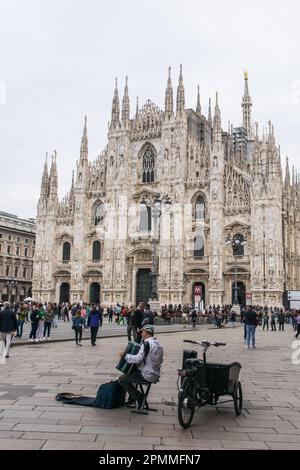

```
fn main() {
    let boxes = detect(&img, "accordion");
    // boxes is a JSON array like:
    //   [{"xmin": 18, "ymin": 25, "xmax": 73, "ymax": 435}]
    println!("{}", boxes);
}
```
[{"xmin": 116, "ymin": 341, "xmax": 141, "ymax": 375}]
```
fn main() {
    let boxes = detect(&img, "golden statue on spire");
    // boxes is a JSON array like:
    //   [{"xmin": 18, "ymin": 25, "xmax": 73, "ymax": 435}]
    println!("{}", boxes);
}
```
[{"xmin": 244, "ymin": 70, "xmax": 248, "ymax": 80}]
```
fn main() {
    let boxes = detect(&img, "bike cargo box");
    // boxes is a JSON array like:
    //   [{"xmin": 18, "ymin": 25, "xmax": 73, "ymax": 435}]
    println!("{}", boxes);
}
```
[{"xmin": 206, "ymin": 362, "xmax": 241, "ymax": 395}]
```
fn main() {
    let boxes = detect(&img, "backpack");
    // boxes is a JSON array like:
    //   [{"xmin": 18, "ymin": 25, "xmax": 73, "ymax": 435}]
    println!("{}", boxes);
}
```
[{"xmin": 95, "ymin": 380, "xmax": 125, "ymax": 408}]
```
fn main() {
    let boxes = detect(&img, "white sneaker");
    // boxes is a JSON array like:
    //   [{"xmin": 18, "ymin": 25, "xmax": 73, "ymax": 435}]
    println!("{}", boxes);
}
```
[
  {"xmin": 43, "ymin": 337, "xmax": 46, "ymax": 340},
  {"xmin": 47, "ymin": 337, "xmax": 51, "ymax": 340},
  {"xmin": 35, "ymin": 338, "xmax": 39, "ymax": 342}
]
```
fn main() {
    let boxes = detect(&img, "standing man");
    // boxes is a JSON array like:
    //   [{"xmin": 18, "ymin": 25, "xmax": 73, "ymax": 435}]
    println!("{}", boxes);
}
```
[
  {"xmin": 277, "ymin": 310, "xmax": 285, "ymax": 331},
  {"xmin": 87, "ymin": 305, "xmax": 103, "ymax": 346},
  {"xmin": 244, "ymin": 306, "xmax": 257, "ymax": 350},
  {"xmin": 0, "ymin": 302, "xmax": 17, "ymax": 358}
]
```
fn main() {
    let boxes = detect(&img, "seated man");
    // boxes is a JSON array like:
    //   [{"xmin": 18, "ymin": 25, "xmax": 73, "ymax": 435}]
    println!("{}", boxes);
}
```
[{"xmin": 118, "ymin": 324, "xmax": 163, "ymax": 408}]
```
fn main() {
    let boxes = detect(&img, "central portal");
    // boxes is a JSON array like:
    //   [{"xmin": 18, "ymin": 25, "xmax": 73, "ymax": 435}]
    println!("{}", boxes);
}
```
[
  {"xmin": 90, "ymin": 282, "xmax": 100, "ymax": 304},
  {"xmin": 136, "ymin": 268, "xmax": 152, "ymax": 305}
]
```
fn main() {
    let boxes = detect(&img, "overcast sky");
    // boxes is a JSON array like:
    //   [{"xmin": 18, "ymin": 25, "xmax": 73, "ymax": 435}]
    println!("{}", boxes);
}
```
[{"xmin": 1, "ymin": 0, "xmax": 300, "ymax": 218}]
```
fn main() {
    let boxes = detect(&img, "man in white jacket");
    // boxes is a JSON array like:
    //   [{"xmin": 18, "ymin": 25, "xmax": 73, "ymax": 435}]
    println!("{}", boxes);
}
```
[{"xmin": 118, "ymin": 324, "xmax": 163, "ymax": 408}]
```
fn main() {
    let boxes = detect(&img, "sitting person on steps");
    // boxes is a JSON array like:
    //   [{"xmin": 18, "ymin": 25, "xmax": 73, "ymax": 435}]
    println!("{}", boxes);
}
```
[{"xmin": 118, "ymin": 324, "xmax": 163, "ymax": 409}]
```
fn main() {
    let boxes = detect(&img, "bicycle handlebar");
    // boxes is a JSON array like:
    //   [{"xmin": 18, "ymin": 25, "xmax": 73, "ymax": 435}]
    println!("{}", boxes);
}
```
[{"xmin": 183, "ymin": 339, "xmax": 226, "ymax": 347}]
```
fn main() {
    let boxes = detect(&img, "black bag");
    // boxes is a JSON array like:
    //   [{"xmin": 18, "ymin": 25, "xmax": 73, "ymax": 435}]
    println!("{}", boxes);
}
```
[
  {"xmin": 95, "ymin": 380, "xmax": 125, "ymax": 408},
  {"xmin": 55, "ymin": 380, "xmax": 125, "ymax": 409}
]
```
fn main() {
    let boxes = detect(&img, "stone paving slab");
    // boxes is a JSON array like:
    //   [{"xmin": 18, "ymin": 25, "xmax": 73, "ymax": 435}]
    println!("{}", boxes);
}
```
[{"xmin": 0, "ymin": 324, "xmax": 299, "ymax": 449}]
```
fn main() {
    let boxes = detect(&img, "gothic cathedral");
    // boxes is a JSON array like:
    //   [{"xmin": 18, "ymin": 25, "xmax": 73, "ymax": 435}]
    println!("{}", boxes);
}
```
[{"xmin": 32, "ymin": 67, "xmax": 300, "ymax": 308}]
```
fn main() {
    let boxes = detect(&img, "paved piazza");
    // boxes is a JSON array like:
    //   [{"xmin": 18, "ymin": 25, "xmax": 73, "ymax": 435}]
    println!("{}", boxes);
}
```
[{"xmin": 0, "ymin": 324, "xmax": 299, "ymax": 450}]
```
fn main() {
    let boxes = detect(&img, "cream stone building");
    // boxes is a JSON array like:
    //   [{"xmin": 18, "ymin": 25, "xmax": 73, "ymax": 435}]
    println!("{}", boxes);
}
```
[{"xmin": 32, "ymin": 68, "xmax": 300, "ymax": 308}]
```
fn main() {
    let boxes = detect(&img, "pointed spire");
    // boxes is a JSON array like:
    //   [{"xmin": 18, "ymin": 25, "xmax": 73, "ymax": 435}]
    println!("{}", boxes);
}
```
[
  {"xmin": 196, "ymin": 85, "xmax": 201, "ymax": 115},
  {"xmin": 213, "ymin": 92, "xmax": 221, "ymax": 126},
  {"xmin": 70, "ymin": 170, "xmax": 75, "ymax": 199},
  {"xmin": 208, "ymin": 97, "xmax": 212, "ymax": 124},
  {"xmin": 135, "ymin": 96, "xmax": 139, "ymax": 119},
  {"xmin": 255, "ymin": 122, "xmax": 259, "ymax": 140},
  {"xmin": 176, "ymin": 64, "xmax": 185, "ymax": 117},
  {"xmin": 164, "ymin": 66, "xmax": 174, "ymax": 118},
  {"xmin": 80, "ymin": 116, "xmax": 88, "ymax": 161},
  {"xmin": 285, "ymin": 156, "xmax": 290, "ymax": 187},
  {"xmin": 242, "ymin": 70, "xmax": 252, "ymax": 136},
  {"xmin": 121, "ymin": 76, "xmax": 130, "ymax": 123},
  {"xmin": 213, "ymin": 93, "xmax": 222, "ymax": 146},
  {"xmin": 110, "ymin": 77, "xmax": 120, "ymax": 128},
  {"xmin": 40, "ymin": 152, "xmax": 49, "ymax": 198},
  {"xmin": 49, "ymin": 151, "xmax": 58, "ymax": 198},
  {"xmin": 292, "ymin": 165, "xmax": 295, "ymax": 186}
]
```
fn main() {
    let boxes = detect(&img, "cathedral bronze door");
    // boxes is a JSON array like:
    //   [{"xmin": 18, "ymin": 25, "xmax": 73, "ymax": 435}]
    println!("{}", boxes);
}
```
[
  {"xmin": 136, "ymin": 269, "xmax": 152, "ymax": 305},
  {"xmin": 60, "ymin": 283, "xmax": 70, "ymax": 303},
  {"xmin": 90, "ymin": 282, "xmax": 100, "ymax": 304},
  {"xmin": 231, "ymin": 281, "xmax": 246, "ymax": 306}
]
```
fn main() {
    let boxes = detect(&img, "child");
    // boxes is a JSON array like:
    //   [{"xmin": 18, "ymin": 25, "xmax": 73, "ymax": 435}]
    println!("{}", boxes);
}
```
[{"xmin": 72, "ymin": 310, "xmax": 85, "ymax": 346}]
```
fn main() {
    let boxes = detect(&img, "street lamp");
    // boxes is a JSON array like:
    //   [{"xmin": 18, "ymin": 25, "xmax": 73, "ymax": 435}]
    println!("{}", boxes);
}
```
[
  {"xmin": 140, "ymin": 194, "xmax": 171, "ymax": 301},
  {"xmin": 225, "ymin": 235, "xmax": 247, "ymax": 306}
]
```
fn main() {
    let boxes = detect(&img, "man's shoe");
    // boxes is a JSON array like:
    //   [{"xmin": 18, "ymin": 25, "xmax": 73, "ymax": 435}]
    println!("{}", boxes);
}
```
[{"xmin": 125, "ymin": 398, "xmax": 136, "ymax": 408}]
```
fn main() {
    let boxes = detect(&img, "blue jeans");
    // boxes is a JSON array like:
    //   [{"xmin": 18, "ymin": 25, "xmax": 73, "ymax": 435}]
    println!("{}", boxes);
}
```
[
  {"xmin": 17, "ymin": 320, "xmax": 25, "ymax": 337},
  {"xmin": 246, "ymin": 324, "xmax": 256, "ymax": 348}
]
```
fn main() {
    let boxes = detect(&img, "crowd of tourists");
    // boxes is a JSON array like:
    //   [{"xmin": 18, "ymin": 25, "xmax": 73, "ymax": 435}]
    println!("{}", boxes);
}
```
[{"xmin": 0, "ymin": 298, "xmax": 300, "ymax": 359}]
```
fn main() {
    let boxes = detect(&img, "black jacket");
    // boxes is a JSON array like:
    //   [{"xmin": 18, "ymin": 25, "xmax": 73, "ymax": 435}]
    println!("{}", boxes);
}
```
[{"xmin": 0, "ymin": 308, "xmax": 18, "ymax": 333}]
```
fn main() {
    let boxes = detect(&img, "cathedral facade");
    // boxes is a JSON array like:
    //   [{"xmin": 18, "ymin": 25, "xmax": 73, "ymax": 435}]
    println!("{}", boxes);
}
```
[{"xmin": 32, "ymin": 68, "xmax": 300, "ymax": 308}]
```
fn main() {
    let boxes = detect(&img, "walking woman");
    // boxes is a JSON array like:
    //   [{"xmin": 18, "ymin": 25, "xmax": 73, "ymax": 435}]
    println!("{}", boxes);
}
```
[
  {"xmin": 72, "ymin": 310, "xmax": 85, "ymax": 346},
  {"xmin": 87, "ymin": 305, "xmax": 103, "ymax": 346},
  {"xmin": 43, "ymin": 305, "xmax": 54, "ymax": 340}
]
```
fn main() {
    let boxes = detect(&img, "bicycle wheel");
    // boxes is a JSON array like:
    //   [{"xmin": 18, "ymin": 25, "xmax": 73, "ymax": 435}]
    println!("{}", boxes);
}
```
[
  {"xmin": 233, "ymin": 381, "xmax": 243, "ymax": 416},
  {"xmin": 178, "ymin": 378, "xmax": 196, "ymax": 429}
]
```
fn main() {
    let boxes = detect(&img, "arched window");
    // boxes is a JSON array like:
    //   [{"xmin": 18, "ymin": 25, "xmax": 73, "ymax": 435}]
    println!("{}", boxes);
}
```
[
  {"xmin": 195, "ymin": 195, "xmax": 205, "ymax": 219},
  {"xmin": 62, "ymin": 242, "xmax": 71, "ymax": 261},
  {"xmin": 94, "ymin": 202, "xmax": 104, "ymax": 226},
  {"xmin": 142, "ymin": 147, "xmax": 155, "ymax": 183},
  {"xmin": 139, "ymin": 206, "xmax": 152, "ymax": 232},
  {"xmin": 233, "ymin": 234, "xmax": 244, "ymax": 256},
  {"xmin": 194, "ymin": 234, "xmax": 204, "ymax": 258},
  {"xmin": 92, "ymin": 241, "xmax": 101, "ymax": 261}
]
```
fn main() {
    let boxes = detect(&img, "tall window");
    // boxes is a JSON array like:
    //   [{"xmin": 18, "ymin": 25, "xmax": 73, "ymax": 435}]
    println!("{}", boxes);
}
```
[
  {"xmin": 233, "ymin": 234, "xmax": 244, "ymax": 256},
  {"xmin": 92, "ymin": 241, "xmax": 101, "ymax": 261},
  {"xmin": 6, "ymin": 265, "xmax": 10, "ymax": 276},
  {"xmin": 139, "ymin": 206, "xmax": 152, "ymax": 232},
  {"xmin": 7, "ymin": 245, "xmax": 11, "ymax": 255},
  {"xmin": 195, "ymin": 195, "xmax": 205, "ymax": 220},
  {"xmin": 142, "ymin": 147, "xmax": 155, "ymax": 183},
  {"xmin": 194, "ymin": 234, "xmax": 204, "ymax": 258},
  {"xmin": 25, "ymin": 248, "xmax": 28, "ymax": 257},
  {"xmin": 15, "ymin": 267, "xmax": 18, "ymax": 277},
  {"xmin": 62, "ymin": 242, "xmax": 71, "ymax": 261},
  {"xmin": 94, "ymin": 202, "xmax": 104, "ymax": 226}
]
